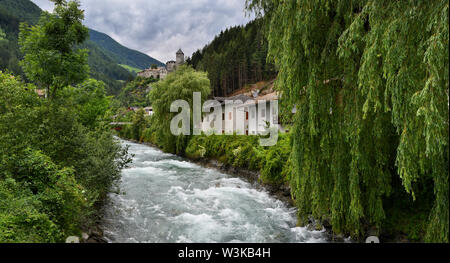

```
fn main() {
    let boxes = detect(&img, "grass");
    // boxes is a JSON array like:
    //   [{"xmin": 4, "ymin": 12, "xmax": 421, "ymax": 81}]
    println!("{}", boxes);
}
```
[{"xmin": 119, "ymin": 64, "xmax": 142, "ymax": 74}]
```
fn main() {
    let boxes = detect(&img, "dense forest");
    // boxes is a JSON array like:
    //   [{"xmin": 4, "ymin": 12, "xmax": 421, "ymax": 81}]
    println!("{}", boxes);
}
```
[
  {"xmin": 81, "ymin": 39, "xmax": 133, "ymax": 94},
  {"xmin": 245, "ymin": 0, "xmax": 449, "ymax": 242},
  {"xmin": 89, "ymin": 29, "xmax": 164, "ymax": 69},
  {"xmin": 188, "ymin": 18, "xmax": 277, "ymax": 97}
]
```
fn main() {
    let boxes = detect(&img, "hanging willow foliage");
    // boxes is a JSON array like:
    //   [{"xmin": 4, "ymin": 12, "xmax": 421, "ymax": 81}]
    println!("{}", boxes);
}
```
[{"xmin": 246, "ymin": 0, "xmax": 448, "ymax": 242}]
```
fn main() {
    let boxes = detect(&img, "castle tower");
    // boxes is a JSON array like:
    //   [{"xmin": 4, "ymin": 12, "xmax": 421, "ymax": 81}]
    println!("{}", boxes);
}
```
[{"xmin": 176, "ymin": 49, "xmax": 184, "ymax": 66}]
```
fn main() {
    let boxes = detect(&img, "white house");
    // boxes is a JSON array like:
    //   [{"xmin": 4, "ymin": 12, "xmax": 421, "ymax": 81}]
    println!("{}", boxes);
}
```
[
  {"xmin": 201, "ymin": 94, "xmax": 251, "ymax": 135},
  {"xmin": 201, "ymin": 93, "xmax": 280, "ymax": 135},
  {"xmin": 236, "ymin": 92, "xmax": 280, "ymax": 135}
]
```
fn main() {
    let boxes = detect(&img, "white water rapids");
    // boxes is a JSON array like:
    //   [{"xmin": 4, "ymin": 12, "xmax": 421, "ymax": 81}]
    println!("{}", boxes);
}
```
[{"xmin": 101, "ymin": 140, "xmax": 327, "ymax": 243}]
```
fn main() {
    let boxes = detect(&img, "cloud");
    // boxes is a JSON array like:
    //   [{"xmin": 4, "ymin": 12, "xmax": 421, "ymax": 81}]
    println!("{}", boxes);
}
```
[{"xmin": 31, "ymin": 0, "xmax": 253, "ymax": 63}]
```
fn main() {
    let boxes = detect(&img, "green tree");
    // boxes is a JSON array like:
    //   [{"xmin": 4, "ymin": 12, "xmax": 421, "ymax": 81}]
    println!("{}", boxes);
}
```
[
  {"xmin": 148, "ymin": 65, "xmax": 210, "ymax": 154},
  {"xmin": 119, "ymin": 76, "xmax": 157, "ymax": 107},
  {"xmin": 0, "ymin": 72, "xmax": 88, "ymax": 241},
  {"xmin": 1, "ymin": 1, "xmax": 132, "ymax": 243},
  {"xmin": 0, "ymin": 177, "xmax": 62, "ymax": 243},
  {"xmin": 246, "ymin": 0, "xmax": 449, "ymax": 242},
  {"xmin": 58, "ymin": 78, "xmax": 111, "ymax": 129},
  {"xmin": 18, "ymin": 0, "xmax": 89, "ymax": 99},
  {"xmin": 132, "ymin": 108, "xmax": 147, "ymax": 141},
  {"xmin": 0, "ymin": 69, "xmax": 130, "ymax": 242}
]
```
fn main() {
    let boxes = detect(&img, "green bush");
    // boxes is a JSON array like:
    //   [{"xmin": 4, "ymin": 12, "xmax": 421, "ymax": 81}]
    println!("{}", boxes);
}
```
[
  {"xmin": 0, "ymin": 71, "xmax": 130, "ymax": 242},
  {"xmin": 260, "ymin": 133, "xmax": 291, "ymax": 185},
  {"xmin": 132, "ymin": 109, "xmax": 148, "ymax": 141},
  {"xmin": 0, "ymin": 149, "xmax": 88, "ymax": 242},
  {"xmin": 185, "ymin": 136, "xmax": 208, "ymax": 159},
  {"xmin": 0, "ymin": 178, "xmax": 62, "ymax": 243},
  {"xmin": 185, "ymin": 133, "xmax": 291, "ymax": 183},
  {"xmin": 141, "ymin": 127, "xmax": 157, "ymax": 145}
]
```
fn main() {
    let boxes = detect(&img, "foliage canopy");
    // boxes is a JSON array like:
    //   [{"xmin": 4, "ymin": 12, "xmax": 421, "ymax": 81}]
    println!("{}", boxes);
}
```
[
  {"xmin": 19, "ymin": 0, "xmax": 89, "ymax": 98},
  {"xmin": 246, "ymin": 0, "xmax": 449, "ymax": 242},
  {"xmin": 148, "ymin": 65, "xmax": 211, "ymax": 154}
]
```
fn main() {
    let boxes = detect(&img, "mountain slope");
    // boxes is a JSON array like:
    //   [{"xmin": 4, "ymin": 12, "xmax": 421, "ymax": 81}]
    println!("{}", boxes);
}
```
[
  {"xmin": 89, "ymin": 29, "xmax": 164, "ymax": 69},
  {"xmin": 0, "ymin": 0, "xmax": 40, "ymax": 24},
  {"xmin": 0, "ymin": 0, "xmax": 162, "ymax": 94}
]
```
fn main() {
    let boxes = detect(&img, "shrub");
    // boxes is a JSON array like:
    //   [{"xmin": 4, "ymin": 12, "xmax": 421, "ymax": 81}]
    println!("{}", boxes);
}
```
[
  {"xmin": 261, "ymin": 133, "xmax": 291, "ymax": 185},
  {"xmin": 0, "ymin": 71, "xmax": 130, "ymax": 242},
  {"xmin": 0, "ymin": 178, "xmax": 62, "ymax": 243},
  {"xmin": 0, "ymin": 149, "xmax": 88, "ymax": 242}
]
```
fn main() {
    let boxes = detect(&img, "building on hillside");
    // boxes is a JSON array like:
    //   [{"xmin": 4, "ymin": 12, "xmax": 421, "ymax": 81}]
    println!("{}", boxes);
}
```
[
  {"xmin": 137, "ymin": 49, "xmax": 185, "ymax": 79},
  {"xmin": 176, "ymin": 49, "xmax": 185, "ymax": 67},
  {"xmin": 166, "ymin": 60, "xmax": 176, "ymax": 72},
  {"xmin": 137, "ymin": 67, "xmax": 167, "ymax": 79}
]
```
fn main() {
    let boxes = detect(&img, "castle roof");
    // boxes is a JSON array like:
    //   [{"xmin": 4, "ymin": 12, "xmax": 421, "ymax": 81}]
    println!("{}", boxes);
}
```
[{"xmin": 176, "ymin": 49, "xmax": 184, "ymax": 54}]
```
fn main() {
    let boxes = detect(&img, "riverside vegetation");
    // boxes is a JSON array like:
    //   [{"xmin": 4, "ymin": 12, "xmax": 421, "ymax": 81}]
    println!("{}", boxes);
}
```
[
  {"xmin": 117, "ymin": 0, "xmax": 448, "ymax": 242},
  {"xmin": 0, "ymin": 1, "xmax": 130, "ymax": 242},
  {"xmin": 115, "ymin": 65, "xmax": 292, "ymax": 190},
  {"xmin": 245, "ymin": 0, "xmax": 448, "ymax": 242},
  {"xmin": 0, "ymin": 0, "xmax": 447, "ymax": 243}
]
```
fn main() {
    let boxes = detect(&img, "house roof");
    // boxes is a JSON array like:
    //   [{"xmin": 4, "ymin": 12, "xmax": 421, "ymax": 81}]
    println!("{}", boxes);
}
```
[
  {"xmin": 257, "ymin": 92, "xmax": 278, "ymax": 101},
  {"xmin": 213, "ymin": 94, "xmax": 252, "ymax": 103},
  {"xmin": 176, "ymin": 49, "xmax": 184, "ymax": 54},
  {"xmin": 226, "ymin": 79, "xmax": 275, "ymax": 98},
  {"xmin": 203, "ymin": 94, "xmax": 253, "ymax": 111},
  {"xmin": 235, "ymin": 92, "xmax": 279, "ymax": 108}
]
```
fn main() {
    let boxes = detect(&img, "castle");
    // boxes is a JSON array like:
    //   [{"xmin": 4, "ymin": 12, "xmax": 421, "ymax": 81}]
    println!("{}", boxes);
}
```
[{"xmin": 137, "ymin": 49, "xmax": 185, "ymax": 80}]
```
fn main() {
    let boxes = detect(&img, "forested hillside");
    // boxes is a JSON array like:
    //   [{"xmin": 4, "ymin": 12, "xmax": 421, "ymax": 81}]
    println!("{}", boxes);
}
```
[
  {"xmin": 81, "ymin": 39, "xmax": 133, "ymax": 94},
  {"xmin": 89, "ymin": 29, "xmax": 164, "ymax": 69},
  {"xmin": 0, "ymin": 0, "xmax": 161, "ymax": 95},
  {"xmin": 0, "ymin": 0, "xmax": 40, "ymax": 76},
  {"xmin": 0, "ymin": 0, "xmax": 40, "ymax": 24},
  {"xmin": 188, "ymin": 18, "xmax": 276, "ymax": 97}
]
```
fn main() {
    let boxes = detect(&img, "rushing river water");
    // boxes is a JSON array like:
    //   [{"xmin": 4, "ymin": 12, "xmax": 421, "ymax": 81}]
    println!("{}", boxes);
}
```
[{"xmin": 101, "ymin": 139, "xmax": 327, "ymax": 243}]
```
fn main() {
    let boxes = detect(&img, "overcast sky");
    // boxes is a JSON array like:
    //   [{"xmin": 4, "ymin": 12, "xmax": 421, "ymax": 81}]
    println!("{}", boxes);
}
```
[{"xmin": 31, "ymin": 0, "xmax": 252, "ymax": 63}]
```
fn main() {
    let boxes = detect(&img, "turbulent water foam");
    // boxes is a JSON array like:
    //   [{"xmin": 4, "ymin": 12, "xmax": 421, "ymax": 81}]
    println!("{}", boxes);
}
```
[{"xmin": 101, "ymin": 140, "xmax": 327, "ymax": 243}]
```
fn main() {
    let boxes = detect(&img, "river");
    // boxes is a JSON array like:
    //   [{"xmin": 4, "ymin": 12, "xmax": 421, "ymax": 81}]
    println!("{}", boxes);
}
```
[{"xmin": 101, "ymin": 139, "xmax": 327, "ymax": 243}]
